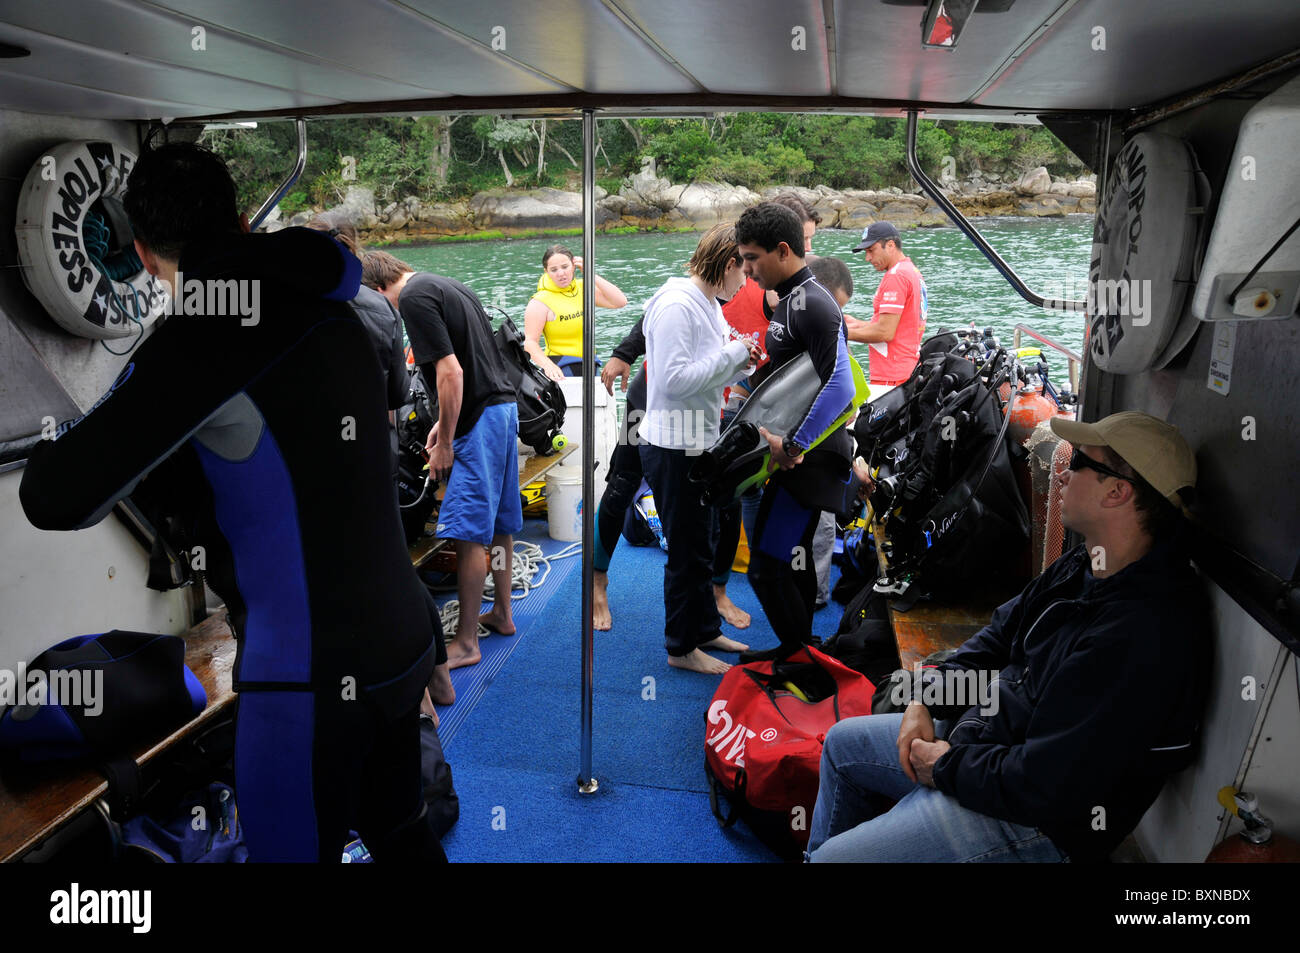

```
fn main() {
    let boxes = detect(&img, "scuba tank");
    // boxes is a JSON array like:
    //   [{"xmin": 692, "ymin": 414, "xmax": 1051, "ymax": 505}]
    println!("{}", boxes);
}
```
[{"xmin": 1206, "ymin": 788, "xmax": 1300, "ymax": 862}]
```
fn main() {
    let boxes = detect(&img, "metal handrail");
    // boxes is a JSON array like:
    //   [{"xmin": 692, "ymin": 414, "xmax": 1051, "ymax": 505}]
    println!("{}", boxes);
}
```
[
  {"xmin": 1012, "ymin": 323, "xmax": 1083, "ymax": 390},
  {"xmin": 250, "ymin": 119, "xmax": 307, "ymax": 230},
  {"xmin": 904, "ymin": 111, "xmax": 1087, "ymax": 314}
]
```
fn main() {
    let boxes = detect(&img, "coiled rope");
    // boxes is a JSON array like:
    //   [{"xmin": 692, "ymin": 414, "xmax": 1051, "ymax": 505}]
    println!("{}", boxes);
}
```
[{"xmin": 431, "ymin": 540, "xmax": 582, "ymax": 641}]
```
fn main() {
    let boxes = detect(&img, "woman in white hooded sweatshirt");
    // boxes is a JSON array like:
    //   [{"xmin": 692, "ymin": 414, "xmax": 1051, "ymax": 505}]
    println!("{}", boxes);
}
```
[{"xmin": 640, "ymin": 223, "xmax": 760, "ymax": 675}]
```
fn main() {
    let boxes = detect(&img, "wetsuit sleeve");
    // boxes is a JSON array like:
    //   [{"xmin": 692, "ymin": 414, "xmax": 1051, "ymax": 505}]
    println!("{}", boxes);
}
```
[
  {"xmin": 931, "ymin": 609, "xmax": 1169, "ymax": 831},
  {"xmin": 789, "ymin": 285, "xmax": 855, "ymax": 449},
  {"xmin": 611, "ymin": 316, "xmax": 646, "ymax": 365},
  {"xmin": 20, "ymin": 316, "xmax": 263, "ymax": 531}
]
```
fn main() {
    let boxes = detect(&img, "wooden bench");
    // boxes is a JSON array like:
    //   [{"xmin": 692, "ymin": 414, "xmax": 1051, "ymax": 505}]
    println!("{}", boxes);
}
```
[
  {"xmin": 871, "ymin": 518, "xmax": 1017, "ymax": 669},
  {"xmin": 1, "ymin": 446, "xmax": 578, "ymax": 862},
  {"xmin": 407, "ymin": 444, "xmax": 577, "ymax": 569},
  {"xmin": 0, "ymin": 608, "xmax": 237, "ymax": 863}
]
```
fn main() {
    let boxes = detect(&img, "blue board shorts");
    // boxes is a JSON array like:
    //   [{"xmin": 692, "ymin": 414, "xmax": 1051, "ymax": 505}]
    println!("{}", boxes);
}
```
[{"xmin": 435, "ymin": 401, "xmax": 524, "ymax": 546}]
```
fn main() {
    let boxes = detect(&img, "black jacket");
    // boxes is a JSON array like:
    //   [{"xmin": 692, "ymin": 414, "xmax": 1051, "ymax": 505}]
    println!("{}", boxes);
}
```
[{"xmin": 927, "ymin": 538, "xmax": 1211, "ymax": 861}]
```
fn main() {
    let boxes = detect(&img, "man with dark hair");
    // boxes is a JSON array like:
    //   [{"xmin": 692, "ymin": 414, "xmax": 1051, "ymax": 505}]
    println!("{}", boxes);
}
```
[
  {"xmin": 362, "ymin": 251, "xmax": 523, "ymax": 672},
  {"xmin": 807, "ymin": 256, "xmax": 854, "ymax": 307},
  {"xmin": 733, "ymin": 203, "xmax": 856, "ymax": 660},
  {"xmin": 809, "ymin": 411, "xmax": 1210, "ymax": 862},
  {"xmin": 845, "ymin": 221, "xmax": 928, "ymax": 397},
  {"xmin": 20, "ymin": 142, "xmax": 447, "ymax": 862}
]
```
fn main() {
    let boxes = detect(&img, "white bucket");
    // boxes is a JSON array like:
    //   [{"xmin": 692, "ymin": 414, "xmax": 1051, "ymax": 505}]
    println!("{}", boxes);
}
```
[{"xmin": 545, "ymin": 466, "xmax": 584, "ymax": 542}]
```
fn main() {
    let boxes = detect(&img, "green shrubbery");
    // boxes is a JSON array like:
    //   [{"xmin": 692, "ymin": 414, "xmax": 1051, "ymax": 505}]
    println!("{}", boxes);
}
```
[{"xmin": 203, "ymin": 114, "xmax": 1084, "ymax": 217}]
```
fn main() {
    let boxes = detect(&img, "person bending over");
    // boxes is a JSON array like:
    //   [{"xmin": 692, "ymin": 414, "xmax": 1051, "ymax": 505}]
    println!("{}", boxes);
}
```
[
  {"xmin": 364, "ymin": 251, "xmax": 523, "ymax": 672},
  {"xmin": 20, "ymin": 144, "xmax": 446, "ymax": 862},
  {"xmin": 640, "ymin": 223, "xmax": 759, "ymax": 674},
  {"xmin": 808, "ymin": 413, "xmax": 1210, "ymax": 862}
]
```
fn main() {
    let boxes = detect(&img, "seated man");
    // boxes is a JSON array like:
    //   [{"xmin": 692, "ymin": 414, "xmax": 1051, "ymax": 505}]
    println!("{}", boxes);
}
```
[{"xmin": 808, "ymin": 412, "xmax": 1211, "ymax": 862}]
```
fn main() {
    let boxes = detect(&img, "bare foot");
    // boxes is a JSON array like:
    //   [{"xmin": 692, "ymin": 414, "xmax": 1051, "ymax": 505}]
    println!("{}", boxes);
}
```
[
  {"xmin": 667, "ymin": 649, "xmax": 731, "ymax": 675},
  {"xmin": 419, "ymin": 689, "xmax": 440, "ymax": 727},
  {"xmin": 427, "ymin": 662, "xmax": 455, "ymax": 706},
  {"xmin": 713, "ymin": 585, "xmax": 751, "ymax": 629},
  {"xmin": 593, "ymin": 571, "xmax": 612, "ymax": 631},
  {"xmin": 700, "ymin": 635, "xmax": 749, "ymax": 653},
  {"xmin": 478, "ymin": 607, "xmax": 516, "ymax": 636},
  {"xmin": 446, "ymin": 638, "xmax": 482, "ymax": 669}
]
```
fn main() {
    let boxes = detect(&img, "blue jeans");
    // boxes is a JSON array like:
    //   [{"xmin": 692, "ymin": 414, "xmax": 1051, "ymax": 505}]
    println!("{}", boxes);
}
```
[{"xmin": 807, "ymin": 714, "xmax": 1069, "ymax": 863}]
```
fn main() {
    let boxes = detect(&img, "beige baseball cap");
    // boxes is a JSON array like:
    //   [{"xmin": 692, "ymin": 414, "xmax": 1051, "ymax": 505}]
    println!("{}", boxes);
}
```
[{"xmin": 1050, "ymin": 411, "xmax": 1196, "ymax": 506}]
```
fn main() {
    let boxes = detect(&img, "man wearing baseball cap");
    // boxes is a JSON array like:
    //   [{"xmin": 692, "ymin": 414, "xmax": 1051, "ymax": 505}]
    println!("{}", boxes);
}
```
[
  {"xmin": 808, "ymin": 411, "xmax": 1211, "ymax": 862},
  {"xmin": 844, "ymin": 222, "xmax": 928, "ymax": 396}
]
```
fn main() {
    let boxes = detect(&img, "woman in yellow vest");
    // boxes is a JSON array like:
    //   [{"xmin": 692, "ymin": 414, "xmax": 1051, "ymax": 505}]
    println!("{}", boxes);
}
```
[{"xmin": 524, "ymin": 244, "xmax": 628, "ymax": 381}]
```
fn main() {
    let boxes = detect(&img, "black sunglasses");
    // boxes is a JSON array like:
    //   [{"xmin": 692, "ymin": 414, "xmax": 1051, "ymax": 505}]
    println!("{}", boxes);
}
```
[{"xmin": 1068, "ymin": 447, "xmax": 1130, "ymax": 482}]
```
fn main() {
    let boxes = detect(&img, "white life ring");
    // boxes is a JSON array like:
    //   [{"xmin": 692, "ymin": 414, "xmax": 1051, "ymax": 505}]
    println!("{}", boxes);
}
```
[
  {"xmin": 14, "ymin": 140, "xmax": 168, "ymax": 340},
  {"xmin": 1087, "ymin": 132, "xmax": 1203, "ymax": 373}
]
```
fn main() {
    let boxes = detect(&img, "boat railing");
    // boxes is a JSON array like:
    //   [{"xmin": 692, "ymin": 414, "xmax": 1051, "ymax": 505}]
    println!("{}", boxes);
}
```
[{"xmin": 1011, "ymin": 324, "xmax": 1083, "ymax": 391}]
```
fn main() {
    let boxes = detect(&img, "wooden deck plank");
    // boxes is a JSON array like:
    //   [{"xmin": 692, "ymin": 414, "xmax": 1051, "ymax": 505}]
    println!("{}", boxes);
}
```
[
  {"xmin": 872, "ymin": 519, "xmax": 1003, "ymax": 669},
  {"xmin": 4, "ymin": 444, "xmax": 580, "ymax": 861},
  {"xmin": 0, "ymin": 608, "xmax": 236, "ymax": 863}
]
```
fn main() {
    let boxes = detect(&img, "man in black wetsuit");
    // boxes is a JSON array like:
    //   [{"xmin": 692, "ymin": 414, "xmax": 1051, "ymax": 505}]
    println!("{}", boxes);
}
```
[
  {"xmin": 734, "ymin": 204, "xmax": 856, "ymax": 661},
  {"xmin": 19, "ymin": 144, "xmax": 446, "ymax": 863},
  {"xmin": 362, "ymin": 251, "xmax": 523, "ymax": 672}
]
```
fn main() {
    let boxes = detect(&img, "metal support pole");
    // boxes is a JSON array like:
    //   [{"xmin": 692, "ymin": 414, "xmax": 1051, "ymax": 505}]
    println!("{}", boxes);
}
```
[
  {"xmin": 250, "ymin": 119, "xmax": 307, "ymax": 231},
  {"xmin": 904, "ymin": 111, "xmax": 1086, "ymax": 313},
  {"xmin": 577, "ymin": 109, "xmax": 599, "ymax": 795}
]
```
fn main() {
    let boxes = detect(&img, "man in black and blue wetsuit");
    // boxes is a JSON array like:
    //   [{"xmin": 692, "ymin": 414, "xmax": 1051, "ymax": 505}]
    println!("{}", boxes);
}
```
[
  {"xmin": 19, "ymin": 144, "xmax": 446, "ymax": 863},
  {"xmin": 734, "ymin": 203, "xmax": 856, "ymax": 660}
]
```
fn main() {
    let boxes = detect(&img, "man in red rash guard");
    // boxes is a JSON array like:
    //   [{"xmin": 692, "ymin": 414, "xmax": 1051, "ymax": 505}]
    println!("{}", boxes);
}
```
[{"xmin": 845, "ymin": 222, "xmax": 929, "ymax": 397}]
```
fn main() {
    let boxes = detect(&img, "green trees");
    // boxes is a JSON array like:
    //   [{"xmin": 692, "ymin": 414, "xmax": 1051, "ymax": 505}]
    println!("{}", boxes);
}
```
[{"xmin": 202, "ymin": 114, "xmax": 1083, "ymax": 216}]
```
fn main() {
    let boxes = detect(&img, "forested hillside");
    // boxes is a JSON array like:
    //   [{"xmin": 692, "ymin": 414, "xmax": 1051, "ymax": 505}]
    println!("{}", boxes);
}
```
[{"xmin": 204, "ymin": 114, "xmax": 1083, "ymax": 217}]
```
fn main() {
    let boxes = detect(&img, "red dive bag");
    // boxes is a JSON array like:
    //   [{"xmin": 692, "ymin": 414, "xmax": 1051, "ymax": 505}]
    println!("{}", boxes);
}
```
[{"xmin": 704, "ymin": 645, "xmax": 876, "ymax": 861}]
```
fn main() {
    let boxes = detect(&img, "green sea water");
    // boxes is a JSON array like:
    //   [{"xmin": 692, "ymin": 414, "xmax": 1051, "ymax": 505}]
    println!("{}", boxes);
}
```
[{"xmin": 396, "ymin": 215, "xmax": 1093, "ymax": 407}]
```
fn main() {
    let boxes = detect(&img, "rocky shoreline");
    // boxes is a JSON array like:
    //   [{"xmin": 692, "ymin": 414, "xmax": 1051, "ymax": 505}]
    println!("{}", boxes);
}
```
[{"xmin": 265, "ymin": 159, "xmax": 1095, "ymax": 245}]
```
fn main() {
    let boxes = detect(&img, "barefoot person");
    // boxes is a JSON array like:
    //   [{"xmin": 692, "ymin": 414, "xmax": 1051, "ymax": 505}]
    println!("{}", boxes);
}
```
[
  {"xmin": 640, "ymin": 224, "xmax": 759, "ymax": 675},
  {"xmin": 591, "ymin": 319, "xmax": 750, "ymax": 632},
  {"xmin": 364, "ymin": 251, "xmax": 524, "ymax": 671}
]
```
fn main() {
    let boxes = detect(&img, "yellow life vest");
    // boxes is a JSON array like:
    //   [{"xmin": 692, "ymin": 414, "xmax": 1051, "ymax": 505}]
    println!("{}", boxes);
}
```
[{"xmin": 531, "ymin": 274, "xmax": 585, "ymax": 357}]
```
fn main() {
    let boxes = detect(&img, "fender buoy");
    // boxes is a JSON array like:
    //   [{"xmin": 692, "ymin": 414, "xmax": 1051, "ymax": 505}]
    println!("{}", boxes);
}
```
[
  {"xmin": 1087, "ymin": 133, "xmax": 1204, "ymax": 373},
  {"xmin": 14, "ymin": 140, "xmax": 168, "ymax": 339}
]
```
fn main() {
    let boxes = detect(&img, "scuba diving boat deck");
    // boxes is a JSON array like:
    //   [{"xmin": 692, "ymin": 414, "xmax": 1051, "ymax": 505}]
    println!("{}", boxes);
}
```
[{"xmin": 432, "ymin": 516, "xmax": 843, "ymax": 862}]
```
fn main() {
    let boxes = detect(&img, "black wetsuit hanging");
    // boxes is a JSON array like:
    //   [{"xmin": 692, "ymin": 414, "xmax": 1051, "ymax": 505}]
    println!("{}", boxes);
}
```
[{"xmin": 20, "ymin": 228, "xmax": 445, "ymax": 862}]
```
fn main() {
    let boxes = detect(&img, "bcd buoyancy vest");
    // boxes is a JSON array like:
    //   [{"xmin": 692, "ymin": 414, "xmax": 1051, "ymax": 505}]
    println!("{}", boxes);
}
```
[{"xmin": 531, "ymin": 274, "xmax": 585, "ymax": 357}]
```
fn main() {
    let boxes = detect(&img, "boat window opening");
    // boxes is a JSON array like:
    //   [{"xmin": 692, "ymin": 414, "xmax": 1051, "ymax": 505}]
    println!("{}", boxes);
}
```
[{"xmin": 904, "ymin": 111, "xmax": 1087, "ymax": 315}]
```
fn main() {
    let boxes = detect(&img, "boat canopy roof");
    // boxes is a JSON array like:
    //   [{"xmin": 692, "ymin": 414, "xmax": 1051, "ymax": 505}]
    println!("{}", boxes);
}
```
[{"xmin": 1, "ymin": 1, "xmax": 1299, "ymax": 123}]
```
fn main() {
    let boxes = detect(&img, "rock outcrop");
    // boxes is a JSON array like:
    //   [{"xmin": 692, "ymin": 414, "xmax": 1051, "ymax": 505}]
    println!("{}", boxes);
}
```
[{"xmin": 293, "ymin": 165, "xmax": 1096, "ymax": 243}]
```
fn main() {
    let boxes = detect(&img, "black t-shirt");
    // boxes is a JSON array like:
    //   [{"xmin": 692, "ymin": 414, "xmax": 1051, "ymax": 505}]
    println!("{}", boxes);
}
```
[{"xmin": 398, "ymin": 273, "xmax": 514, "ymax": 438}]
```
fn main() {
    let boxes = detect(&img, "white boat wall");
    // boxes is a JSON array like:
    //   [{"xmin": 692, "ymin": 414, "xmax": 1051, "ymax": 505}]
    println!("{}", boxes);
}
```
[{"xmin": 0, "ymin": 0, "xmax": 1297, "ymax": 863}]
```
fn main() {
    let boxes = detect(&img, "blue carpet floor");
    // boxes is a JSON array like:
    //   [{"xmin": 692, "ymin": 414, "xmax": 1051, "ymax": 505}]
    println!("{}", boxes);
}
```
[{"xmin": 434, "ymin": 517, "xmax": 844, "ymax": 862}]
